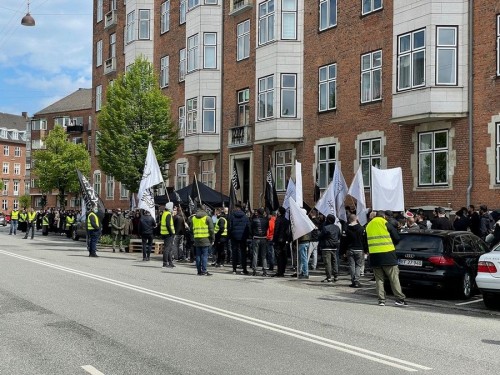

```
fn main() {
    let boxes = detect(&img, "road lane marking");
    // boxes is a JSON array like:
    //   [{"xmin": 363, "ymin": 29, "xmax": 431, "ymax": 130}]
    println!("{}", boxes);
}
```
[
  {"xmin": 81, "ymin": 365, "xmax": 106, "ymax": 375},
  {"xmin": 0, "ymin": 250, "xmax": 432, "ymax": 372},
  {"xmin": 455, "ymin": 298, "xmax": 483, "ymax": 306}
]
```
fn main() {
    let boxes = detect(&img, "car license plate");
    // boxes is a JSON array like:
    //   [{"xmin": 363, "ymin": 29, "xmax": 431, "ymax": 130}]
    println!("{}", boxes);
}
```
[{"xmin": 399, "ymin": 259, "xmax": 423, "ymax": 267}]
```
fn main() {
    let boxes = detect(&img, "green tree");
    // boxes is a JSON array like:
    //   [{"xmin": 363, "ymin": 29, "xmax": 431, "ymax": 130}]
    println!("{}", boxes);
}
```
[
  {"xmin": 32, "ymin": 125, "xmax": 91, "ymax": 209},
  {"xmin": 19, "ymin": 194, "xmax": 31, "ymax": 209},
  {"xmin": 97, "ymin": 56, "xmax": 179, "ymax": 193},
  {"xmin": 0, "ymin": 180, "xmax": 3, "ymax": 192}
]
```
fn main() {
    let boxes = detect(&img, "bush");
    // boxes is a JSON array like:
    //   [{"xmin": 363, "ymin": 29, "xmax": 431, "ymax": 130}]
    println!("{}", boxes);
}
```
[{"xmin": 99, "ymin": 234, "xmax": 130, "ymax": 246}]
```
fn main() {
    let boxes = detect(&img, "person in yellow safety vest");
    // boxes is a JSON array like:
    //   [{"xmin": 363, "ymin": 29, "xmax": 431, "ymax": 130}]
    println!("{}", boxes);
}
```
[
  {"xmin": 23, "ymin": 208, "xmax": 37, "ymax": 240},
  {"xmin": 18, "ymin": 209, "xmax": 27, "ymax": 233},
  {"xmin": 189, "ymin": 206, "xmax": 215, "ymax": 276},
  {"xmin": 42, "ymin": 211, "xmax": 50, "ymax": 236},
  {"xmin": 365, "ymin": 210, "xmax": 407, "ymax": 307},
  {"xmin": 160, "ymin": 202, "xmax": 176, "ymax": 268},
  {"xmin": 9, "ymin": 208, "xmax": 19, "ymax": 235},
  {"xmin": 65, "ymin": 212, "xmax": 75, "ymax": 238},
  {"xmin": 214, "ymin": 208, "xmax": 228, "ymax": 267},
  {"xmin": 87, "ymin": 206, "xmax": 101, "ymax": 257}
]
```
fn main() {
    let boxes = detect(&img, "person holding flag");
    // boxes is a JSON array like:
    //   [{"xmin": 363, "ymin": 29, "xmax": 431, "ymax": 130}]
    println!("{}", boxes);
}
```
[{"xmin": 86, "ymin": 206, "xmax": 102, "ymax": 257}]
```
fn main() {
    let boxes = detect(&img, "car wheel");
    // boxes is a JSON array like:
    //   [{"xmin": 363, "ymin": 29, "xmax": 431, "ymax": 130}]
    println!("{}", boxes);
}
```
[
  {"xmin": 72, "ymin": 230, "xmax": 80, "ymax": 241},
  {"xmin": 457, "ymin": 271, "xmax": 472, "ymax": 299},
  {"xmin": 482, "ymin": 293, "xmax": 500, "ymax": 309}
]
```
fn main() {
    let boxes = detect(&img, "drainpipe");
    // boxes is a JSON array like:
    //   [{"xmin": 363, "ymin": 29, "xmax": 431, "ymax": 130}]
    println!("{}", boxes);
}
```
[
  {"xmin": 466, "ymin": 0, "xmax": 474, "ymax": 206},
  {"xmin": 219, "ymin": 4, "xmax": 225, "ymax": 205}
]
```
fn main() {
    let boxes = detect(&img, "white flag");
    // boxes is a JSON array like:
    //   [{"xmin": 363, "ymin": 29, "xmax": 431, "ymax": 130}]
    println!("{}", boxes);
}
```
[
  {"xmin": 295, "ymin": 160, "xmax": 303, "ymax": 208},
  {"xmin": 332, "ymin": 164, "xmax": 348, "ymax": 222},
  {"xmin": 315, "ymin": 180, "xmax": 336, "ymax": 217},
  {"xmin": 138, "ymin": 142, "xmax": 164, "ymax": 217},
  {"xmin": 131, "ymin": 193, "xmax": 137, "ymax": 211},
  {"xmin": 282, "ymin": 177, "xmax": 296, "ymax": 210},
  {"xmin": 371, "ymin": 166, "xmax": 404, "ymax": 211},
  {"xmin": 288, "ymin": 197, "xmax": 316, "ymax": 241},
  {"xmin": 348, "ymin": 166, "xmax": 368, "ymax": 226}
]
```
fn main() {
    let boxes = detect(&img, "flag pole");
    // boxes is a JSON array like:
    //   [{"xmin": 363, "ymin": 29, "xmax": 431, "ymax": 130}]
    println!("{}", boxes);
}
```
[
  {"xmin": 194, "ymin": 173, "xmax": 202, "ymax": 206},
  {"xmin": 296, "ymin": 239, "xmax": 299, "ymax": 279}
]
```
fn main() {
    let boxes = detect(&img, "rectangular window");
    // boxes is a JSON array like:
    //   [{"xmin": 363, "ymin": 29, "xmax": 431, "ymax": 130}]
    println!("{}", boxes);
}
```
[
  {"xmin": 259, "ymin": 0, "xmax": 275, "ymax": 45},
  {"xmin": 14, "ymin": 163, "xmax": 20, "ymax": 175},
  {"xmin": 360, "ymin": 139, "xmax": 381, "ymax": 187},
  {"xmin": 179, "ymin": 106, "xmax": 186, "ymax": 138},
  {"xmin": 188, "ymin": 0, "xmax": 200, "ymax": 10},
  {"xmin": 2, "ymin": 180, "xmax": 8, "ymax": 195},
  {"xmin": 319, "ymin": 63, "xmax": 336, "ymax": 111},
  {"xmin": 238, "ymin": 88, "xmax": 250, "ymax": 126},
  {"xmin": 497, "ymin": 16, "xmax": 500, "ymax": 76},
  {"xmin": 106, "ymin": 175, "xmax": 115, "ymax": 199},
  {"xmin": 237, "ymin": 20, "xmax": 250, "ymax": 61},
  {"xmin": 186, "ymin": 97, "xmax": 198, "ymax": 134},
  {"xmin": 13, "ymin": 199, "xmax": 19, "ymax": 209},
  {"xmin": 361, "ymin": 50, "xmax": 382, "ymax": 103},
  {"xmin": 97, "ymin": 0, "xmax": 103, "ymax": 22},
  {"xmin": 418, "ymin": 130, "xmax": 448, "ymax": 186},
  {"xmin": 139, "ymin": 9, "xmax": 150, "ymax": 40},
  {"xmin": 180, "ymin": 0, "xmax": 186, "ymax": 24},
  {"xmin": 111, "ymin": 0, "xmax": 117, "ymax": 11},
  {"xmin": 96, "ymin": 40, "xmax": 103, "ymax": 67},
  {"xmin": 362, "ymin": 0, "xmax": 382, "ymax": 16},
  {"xmin": 2, "ymin": 200, "xmax": 6, "ymax": 210},
  {"xmin": 13, "ymin": 181, "xmax": 19, "ymax": 196},
  {"xmin": 187, "ymin": 34, "xmax": 199, "ymax": 73},
  {"xmin": 398, "ymin": 29, "xmax": 425, "ymax": 90},
  {"xmin": 96, "ymin": 85, "xmax": 102, "ymax": 111},
  {"xmin": 496, "ymin": 123, "xmax": 500, "ymax": 183},
  {"xmin": 203, "ymin": 97, "xmax": 216, "ymax": 133},
  {"xmin": 176, "ymin": 162, "xmax": 188, "ymax": 190},
  {"xmin": 120, "ymin": 183, "xmax": 129, "ymax": 199},
  {"xmin": 203, "ymin": 33, "xmax": 217, "ymax": 69},
  {"xmin": 258, "ymin": 75, "xmax": 274, "ymax": 120},
  {"xmin": 110, "ymin": 33, "xmax": 116, "ymax": 58},
  {"xmin": 55, "ymin": 117, "xmax": 71, "ymax": 127},
  {"xmin": 25, "ymin": 182, "xmax": 30, "ymax": 194},
  {"xmin": 201, "ymin": 160, "xmax": 215, "ymax": 188},
  {"xmin": 14, "ymin": 147, "xmax": 21, "ymax": 157},
  {"xmin": 205, "ymin": 0, "xmax": 218, "ymax": 4},
  {"xmin": 318, "ymin": 144, "xmax": 336, "ymax": 188},
  {"xmin": 160, "ymin": 55, "xmax": 169, "ymax": 88},
  {"xmin": 319, "ymin": 0, "xmax": 337, "ymax": 31},
  {"xmin": 436, "ymin": 26, "xmax": 457, "ymax": 85},
  {"xmin": 161, "ymin": 1, "xmax": 170, "ymax": 34},
  {"xmin": 281, "ymin": 74, "xmax": 296, "ymax": 117},
  {"xmin": 3, "ymin": 146, "xmax": 8, "ymax": 156},
  {"xmin": 93, "ymin": 172, "xmax": 102, "ymax": 196},
  {"xmin": 281, "ymin": 0, "xmax": 297, "ymax": 40},
  {"xmin": 3, "ymin": 162, "xmax": 9, "ymax": 174},
  {"xmin": 275, "ymin": 150, "xmax": 293, "ymax": 191},
  {"xmin": 126, "ymin": 10, "xmax": 135, "ymax": 43},
  {"xmin": 179, "ymin": 48, "xmax": 186, "ymax": 81}
]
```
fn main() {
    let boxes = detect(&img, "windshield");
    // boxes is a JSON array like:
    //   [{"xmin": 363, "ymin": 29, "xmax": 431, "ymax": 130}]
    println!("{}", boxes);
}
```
[{"xmin": 396, "ymin": 235, "xmax": 444, "ymax": 254}]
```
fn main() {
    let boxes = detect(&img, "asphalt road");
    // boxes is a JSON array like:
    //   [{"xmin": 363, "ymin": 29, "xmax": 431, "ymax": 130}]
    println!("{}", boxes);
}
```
[{"xmin": 0, "ymin": 226, "xmax": 499, "ymax": 375}]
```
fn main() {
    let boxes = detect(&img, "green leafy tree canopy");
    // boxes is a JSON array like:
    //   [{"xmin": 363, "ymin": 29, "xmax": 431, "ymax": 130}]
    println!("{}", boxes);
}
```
[
  {"xmin": 32, "ymin": 125, "xmax": 91, "ymax": 208},
  {"xmin": 97, "ymin": 56, "xmax": 179, "ymax": 193}
]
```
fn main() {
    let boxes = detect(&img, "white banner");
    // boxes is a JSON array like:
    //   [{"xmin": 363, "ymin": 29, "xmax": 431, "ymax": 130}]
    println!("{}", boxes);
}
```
[
  {"xmin": 315, "ymin": 180, "xmax": 336, "ymax": 217},
  {"xmin": 295, "ymin": 160, "xmax": 303, "ymax": 208},
  {"xmin": 332, "ymin": 163, "xmax": 348, "ymax": 222},
  {"xmin": 289, "ymin": 197, "xmax": 316, "ymax": 241},
  {"xmin": 282, "ymin": 177, "xmax": 296, "ymax": 210},
  {"xmin": 138, "ymin": 142, "xmax": 164, "ymax": 217},
  {"xmin": 348, "ymin": 166, "xmax": 368, "ymax": 226},
  {"xmin": 371, "ymin": 166, "xmax": 404, "ymax": 211}
]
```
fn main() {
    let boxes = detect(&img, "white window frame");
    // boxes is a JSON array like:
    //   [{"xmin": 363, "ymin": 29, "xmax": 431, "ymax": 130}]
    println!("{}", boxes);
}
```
[
  {"xmin": 258, "ymin": 0, "xmax": 275, "ymax": 46},
  {"xmin": 179, "ymin": 106, "xmax": 186, "ymax": 138},
  {"xmin": 238, "ymin": 88, "xmax": 250, "ymax": 126},
  {"xmin": 203, "ymin": 33, "xmax": 217, "ymax": 69},
  {"xmin": 2, "ymin": 200, "xmax": 7, "ymax": 210},
  {"xmin": 96, "ymin": 85, "xmax": 102, "ymax": 112},
  {"xmin": 13, "ymin": 181, "xmax": 19, "ymax": 196},
  {"xmin": 106, "ymin": 175, "xmax": 115, "ymax": 199},
  {"xmin": 318, "ymin": 144, "xmax": 336, "ymax": 189},
  {"xmin": 120, "ymin": 183, "xmax": 129, "ymax": 199},
  {"xmin": 237, "ymin": 20, "xmax": 250, "ymax": 61},
  {"xmin": 93, "ymin": 171, "xmax": 102, "ymax": 197},
  {"xmin": 2, "ymin": 162, "xmax": 9, "ymax": 174},
  {"xmin": 496, "ymin": 122, "xmax": 500, "ymax": 183},
  {"xmin": 3, "ymin": 146, "xmax": 8, "ymax": 156},
  {"xmin": 14, "ymin": 147, "xmax": 21, "ymax": 157},
  {"xmin": 319, "ymin": 63, "xmax": 337, "ymax": 111},
  {"xmin": 418, "ymin": 130, "xmax": 449, "ymax": 186},
  {"xmin": 497, "ymin": 15, "xmax": 500, "ymax": 76},
  {"xmin": 110, "ymin": 33, "xmax": 116, "ymax": 58},
  {"xmin": 205, "ymin": 0, "xmax": 218, "ymax": 4},
  {"xmin": 397, "ymin": 28, "xmax": 426, "ymax": 91},
  {"xmin": 96, "ymin": 40, "xmax": 103, "ymax": 67},
  {"xmin": 31, "ymin": 119, "xmax": 47, "ymax": 130},
  {"xmin": 126, "ymin": 10, "xmax": 135, "ymax": 43},
  {"xmin": 14, "ymin": 163, "xmax": 20, "ymax": 175},
  {"xmin": 362, "ymin": 0, "xmax": 383, "ymax": 16},
  {"xmin": 319, "ymin": 0, "xmax": 337, "ymax": 31},
  {"xmin": 188, "ymin": 0, "xmax": 200, "ymax": 11},
  {"xmin": 436, "ymin": 26, "xmax": 458, "ymax": 86},
  {"xmin": 359, "ymin": 138, "xmax": 381, "ymax": 187},
  {"xmin": 201, "ymin": 159, "xmax": 215, "ymax": 188},
  {"xmin": 160, "ymin": 55, "xmax": 169, "ymax": 88},
  {"xmin": 361, "ymin": 50, "xmax": 382, "ymax": 103},
  {"xmin": 180, "ymin": 0, "xmax": 186, "ymax": 24},
  {"xmin": 179, "ymin": 48, "xmax": 186, "ymax": 81},
  {"xmin": 176, "ymin": 162, "xmax": 188, "ymax": 190},
  {"xmin": 281, "ymin": 73, "xmax": 296, "ymax": 117},
  {"xmin": 281, "ymin": 0, "xmax": 297, "ymax": 40},
  {"xmin": 275, "ymin": 150, "xmax": 293, "ymax": 191},
  {"xmin": 187, "ymin": 34, "xmax": 199, "ymax": 73},
  {"xmin": 25, "ymin": 182, "xmax": 30, "ymax": 194},
  {"xmin": 138, "ymin": 9, "xmax": 150, "ymax": 40},
  {"xmin": 161, "ymin": 1, "xmax": 170, "ymax": 34},
  {"xmin": 97, "ymin": 0, "xmax": 103, "ymax": 22},
  {"xmin": 258, "ymin": 75, "xmax": 274, "ymax": 120},
  {"xmin": 186, "ymin": 97, "xmax": 198, "ymax": 135},
  {"xmin": 202, "ymin": 96, "xmax": 216, "ymax": 133}
]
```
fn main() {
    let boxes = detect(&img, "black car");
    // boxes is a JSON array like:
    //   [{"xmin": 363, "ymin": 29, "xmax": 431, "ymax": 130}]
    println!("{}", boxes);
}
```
[{"xmin": 395, "ymin": 230, "xmax": 489, "ymax": 298}]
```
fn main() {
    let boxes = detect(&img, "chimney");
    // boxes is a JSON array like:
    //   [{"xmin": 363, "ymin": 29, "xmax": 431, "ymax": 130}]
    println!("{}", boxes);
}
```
[{"xmin": 22, "ymin": 112, "xmax": 28, "ymax": 118}]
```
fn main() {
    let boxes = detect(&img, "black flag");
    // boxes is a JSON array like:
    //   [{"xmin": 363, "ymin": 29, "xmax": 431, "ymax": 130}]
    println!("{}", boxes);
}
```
[
  {"xmin": 229, "ymin": 163, "xmax": 241, "ymax": 212},
  {"xmin": 264, "ymin": 160, "xmax": 279, "ymax": 212},
  {"xmin": 76, "ymin": 169, "xmax": 106, "ymax": 220},
  {"xmin": 314, "ymin": 165, "xmax": 321, "ymax": 203}
]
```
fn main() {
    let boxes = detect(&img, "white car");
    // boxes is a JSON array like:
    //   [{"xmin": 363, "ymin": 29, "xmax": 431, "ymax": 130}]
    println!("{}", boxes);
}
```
[{"xmin": 476, "ymin": 245, "xmax": 500, "ymax": 309}]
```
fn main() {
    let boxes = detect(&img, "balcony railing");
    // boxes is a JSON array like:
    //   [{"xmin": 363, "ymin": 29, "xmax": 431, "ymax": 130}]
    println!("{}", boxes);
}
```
[
  {"xmin": 104, "ymin": 57, "xmax": 116, "ymax": 75},
  {"xmin": 104, "ymin": 10, "xmax": 117, "ymax": 29},
  {"xmin": 228, "ymin": 125, "xmax": 252, "ymax": 147},
  {"xmin": 66, "ymin": 125, "xmax": 84, "ymax": 133},
  {"xmin": 231, "ymin": 0, "xmax": 253, "ymax": 15}
]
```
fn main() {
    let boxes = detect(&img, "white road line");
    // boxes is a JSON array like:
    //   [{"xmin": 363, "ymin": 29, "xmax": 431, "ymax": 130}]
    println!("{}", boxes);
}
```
[
  {"xmin": 455, "ymin": 298, "xmax": 484, "ymax": 306},
  {"xmin": 0, "ymin": 250, "xmax": 432, "ymax": 372},
  {"xmin": 81, "ymin": 365, "xmax": 106, "ymax": 375}
]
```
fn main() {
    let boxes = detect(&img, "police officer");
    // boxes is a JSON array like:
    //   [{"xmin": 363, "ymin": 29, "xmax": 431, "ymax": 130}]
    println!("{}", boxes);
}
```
[
  {"xmin": 23, "ymin": 208, "xmax": 37, "ymax": 239},
  {"xmin": 87, "ymin": 206, "xmax": 101, "ymax": 257},
  {"xmin": 9, "ymin": 207, "xmax": 19, "ymax": 235}
]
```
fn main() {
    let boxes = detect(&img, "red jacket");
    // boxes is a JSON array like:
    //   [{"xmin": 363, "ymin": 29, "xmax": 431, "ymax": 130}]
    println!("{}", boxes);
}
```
[{"xmin": 266, "ymin": 216, "xmax": 276, "ymax": 240}]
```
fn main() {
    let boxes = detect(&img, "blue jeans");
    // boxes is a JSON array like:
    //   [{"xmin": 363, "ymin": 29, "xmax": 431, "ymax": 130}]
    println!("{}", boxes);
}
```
[
  {"xmin": 195, "ymin": 246, "xmax": 209, "ymax": 274},
  {"xmin": 299, "ymin": 242, "xmax": 310, "ymax": 276},
  {"xmin": 88, "ymin": 230, "xmax": 100, "ymax": 255},
  {"xmin": 9, "ymin": 219, "xmax": 18, "ymax": 235}
]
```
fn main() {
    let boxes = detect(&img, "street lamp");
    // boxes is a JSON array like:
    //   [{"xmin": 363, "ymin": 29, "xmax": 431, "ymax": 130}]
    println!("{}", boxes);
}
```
[{"xmin": 21, "ymin": 0, "xmax": 35, "ymax": 26}]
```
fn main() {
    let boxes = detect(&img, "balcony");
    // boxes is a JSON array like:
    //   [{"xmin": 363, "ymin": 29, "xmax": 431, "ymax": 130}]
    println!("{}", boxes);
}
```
[
  {"xmin": 254, "ymin": 118, "xmax": 303, "ymax": 145},
  {"xmin": 228, "ymin": 125, "xmax": 252, "ymax": 148},
  {"xmin": 183, "ymin": 133, "xmax": 220, "ymax": 155},
  {"xmin": 66, "ymin": 125, "xmax": 84, "ymax": 133},
  {"xmin": 230, "ymin": 0, "xmax": 253, "ymax": 15},
  {"xmin": 104, "ymin": 57, "xmax": 116, "ymax": 75},
  {"xmin": 104, "ymin": 10, "xmax": 117, "ymax": 29}
]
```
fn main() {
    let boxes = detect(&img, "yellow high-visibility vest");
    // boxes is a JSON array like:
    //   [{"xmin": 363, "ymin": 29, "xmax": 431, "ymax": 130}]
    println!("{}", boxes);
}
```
[
  {"xmin": 192, "ymin": 216, "xmax": 209, "ymax": 239},
  {"xmin": 214, "ymin": 217, "xmax": 227, "ymax": 237},
  {"xmin": 87, "ymin": 212, "xmax": 99, "ymax": 230},
  {"xmin": 11, "ymin": 210, "xmax": 19, "ymax": 220},
  {"xmin": 366, "ymin": 217, "xmax": 395, "ymax": 254}
]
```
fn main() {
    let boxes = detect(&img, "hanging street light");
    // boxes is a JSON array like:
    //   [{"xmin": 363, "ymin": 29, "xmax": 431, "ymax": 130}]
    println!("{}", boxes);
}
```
[{"xmin": 21, "ymin": 0, "xmax": 35, "ymax": 26}]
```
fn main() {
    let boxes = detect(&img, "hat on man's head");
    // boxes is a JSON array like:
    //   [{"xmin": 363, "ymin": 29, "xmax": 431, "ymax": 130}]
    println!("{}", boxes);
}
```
[
  {"xmin": 257, "ymin": 208, "xmax": 265, "ymax": 216},
  {"xmin": 385, "ymin": 210, "xmax": 393, "ymax": 217},
  {"xmin": 404, "ymin": 211, "xmax": 414, "ymax": 218},
  {"xmin": 166, "ymin": 202, "xmax": 174, "ymax": 211},
  {"xmin": 437, "ymin": 207, "xmax": 446, "ymax": 214},
  {"xmin": 278, "ymin": 207, "xmax": 286, "ymax": 216}
]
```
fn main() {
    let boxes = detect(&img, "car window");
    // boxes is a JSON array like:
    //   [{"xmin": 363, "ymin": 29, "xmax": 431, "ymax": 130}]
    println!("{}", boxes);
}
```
[
  {"xmin": 452, "ymin": 237, "xmax": 463, "ymax": 253},
  {"xmin": 473, "ymin": 236, "xmax": 489, "ymax": 254},
  {"xmin": 396, "ymin": 234, "xmax": 443, "ymax": 254},
  {"xmin": 460, "ymin": 235, "xmax": 475, "ymax": 253}
]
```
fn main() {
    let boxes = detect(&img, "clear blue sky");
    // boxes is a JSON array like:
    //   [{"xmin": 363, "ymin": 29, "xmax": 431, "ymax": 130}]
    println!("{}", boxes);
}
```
[{"xmin": 0, "ymin": 0, "xmax": 92, "ymax": 117}]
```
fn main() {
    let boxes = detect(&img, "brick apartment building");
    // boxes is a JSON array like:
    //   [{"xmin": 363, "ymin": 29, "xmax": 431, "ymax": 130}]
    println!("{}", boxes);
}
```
[
  {"xmin": 90, "ymin": 0, "xmax": 500, "ymax": 212},
  {"xmin": 0, "ymin": 112, "xmax": 29, "ymax": 213}
]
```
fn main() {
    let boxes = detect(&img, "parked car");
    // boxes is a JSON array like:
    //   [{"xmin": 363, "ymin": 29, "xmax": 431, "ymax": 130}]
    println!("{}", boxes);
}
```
[
  {"xmin": 394, "ymin": 230, "xmax": 489, "ymax": 298},
  {"xmin": 476, "ymin": 244, "xmax": 500, "ymax": 309},
  {"xmin": 0, "ymin": 214, "xmax": 6, "ymax": 226},
  {"xmin": 72, "ymin": 216, "xmax": 87, "ymax": 241}
]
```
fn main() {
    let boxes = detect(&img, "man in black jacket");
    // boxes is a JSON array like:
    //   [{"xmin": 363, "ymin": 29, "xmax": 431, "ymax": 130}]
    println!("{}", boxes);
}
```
[
  {"xmin": 251, "ymin": 208, "xmax": 269, "ymax": 276},
  {"xmin": 345, "ymin": 214, "xmax": 367, "ymax": 288},
  {"xmin": 228, "ymin": 204, "xmax": 251, "ymax": 275},
  {"xmin": 318, "ymin": 214, "xmax": 341, "ymax": 283},
  {"xmin": 272, "ymin": 207, "xmax": 290, "ymax": 277},
  {"xmin": 139, "ymin": 210, "xmax": 157, "ymax": 261}
]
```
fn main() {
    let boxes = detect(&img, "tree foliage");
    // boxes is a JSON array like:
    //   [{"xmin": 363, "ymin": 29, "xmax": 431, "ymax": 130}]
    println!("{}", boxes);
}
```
[
  {"xmin": 19, "ymin": 194, "xmax": 31, "ymax": 209},
  {"xmin": 97, "ymin": 56, "xmax": 179, "ymax": 193},
  {"xmin": 32, "ymin": 125, "xmax": 91, "ymax": 208}
]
